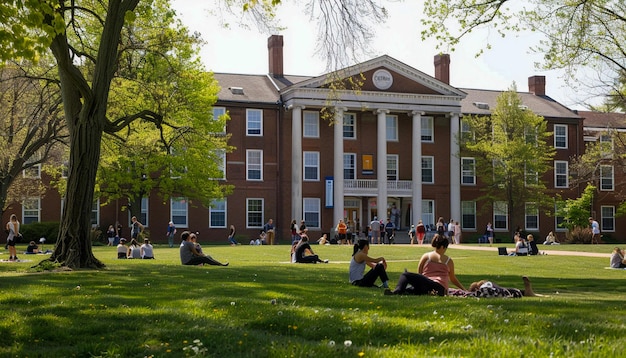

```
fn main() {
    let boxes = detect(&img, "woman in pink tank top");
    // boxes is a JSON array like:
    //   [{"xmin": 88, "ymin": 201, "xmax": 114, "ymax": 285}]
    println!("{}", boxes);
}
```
[{"xmin": 386, "ymin": 234, "xmax": 465, "ymax": 296}]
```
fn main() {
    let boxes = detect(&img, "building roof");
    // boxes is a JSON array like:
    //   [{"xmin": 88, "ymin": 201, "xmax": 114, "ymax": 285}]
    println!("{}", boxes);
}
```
[
  {"xmin": 460, "ymin": 88, "xmax": 581, "ymax": 120},
  {"xmin": 577, "ymin": 110, "xmax": 626, "ymax": 130},
  {"xmin": 212, "ymin": 73, "xmax": 280, "ymax": 104}
]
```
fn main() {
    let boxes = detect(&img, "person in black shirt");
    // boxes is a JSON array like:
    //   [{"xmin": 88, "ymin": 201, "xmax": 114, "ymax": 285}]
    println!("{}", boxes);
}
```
[{"xmin": 294, "ymin": 236, "xmax": 328, "ymax": 264}]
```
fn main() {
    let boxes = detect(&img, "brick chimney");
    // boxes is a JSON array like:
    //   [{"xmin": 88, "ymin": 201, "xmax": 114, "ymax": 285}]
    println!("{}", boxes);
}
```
[
  {"xmin": 528, "ymin": 75, "xmax": 546, "ymax": 96},
  {"xmin": 434, "ymin": 54, "xmax": 450, "ymax": 85},
  {"xmin": 268, "ymin": 35, "xmax": 284, "ymax": 78}
]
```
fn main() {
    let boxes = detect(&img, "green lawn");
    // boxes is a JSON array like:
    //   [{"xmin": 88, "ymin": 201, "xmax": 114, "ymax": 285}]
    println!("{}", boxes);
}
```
[{"xmin": 0, "ymin": 243, "xmax": 624, "ymax": 357}]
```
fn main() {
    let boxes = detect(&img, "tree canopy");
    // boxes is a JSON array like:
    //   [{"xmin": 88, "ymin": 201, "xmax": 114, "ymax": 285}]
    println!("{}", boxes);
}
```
[
  {"xmin": 0, "ymin": 0, "xmax": 230, "ymax": 268},
  {"xmin": 421, "ymin": 0, "xmax": 626, "ymax": 105}
]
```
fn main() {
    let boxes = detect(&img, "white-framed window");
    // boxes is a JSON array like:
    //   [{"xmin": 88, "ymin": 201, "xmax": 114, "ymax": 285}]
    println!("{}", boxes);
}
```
[
  {"xmin": 387, "ymin": 154, "xmax": 398, "ymax": 181},
  {"xmin": 421, "ymin": 200, "xmax": 435, "ymax": 227},
  {"xmin": 525, "ymin": 164, "xmax": 538, "ymax": 186},
  {"xmin": 600, "ymin": 133, "xmax": 613, "ymax": 159},
  {"xmin": 209, "ymin": 199, "xmax": 227, "ymax": 228},
  {"xmin": 525, "ymin": 127, "xmax": 538, "ymax": 145},
  {"xmin": 460, "ymin": 119, "xmax": 473, "ymax": 141},
  {"xmin": 554, "ymin": 124, "xmax": 567, "ymax": 149},
  {"xmin": 525, "ymin": 202, "xmax": 539, "ymax": 231},
  {"xmin": 246, "ymin": 149, "xmax": 263, "ymax": 181},
  {"xmin": 62, "ymin": 162, "xmax": 69, "ymax": 178},
  {"xmin": 170, "ymin": 197, "xmax": 188, "ymax": 227},
  {"xmin": 600, "ymin": 165, "xmax": 614, "ymax": 191},
  {"xmin": 22, "ymin": 197, "xmax": 41, "ymax": 224},
  {"xmin": 246, "ymin": 109, "xmax": 263, "ymax": 136},
  {"xmin": 303, "ymin": 151, "xmax": 320, "ymax": 181},
  {"xmin": 213, "ymin": 107, "xmax": 226, "ymax": 132},
  {"xmin": 303, "ymin": 111, "xmax": 320, "ymax": 138},
  {"xmin": 140, "ymin": 197, "xmax": 149, "ymax": 227},
  {"xmin": 386, "ymin": 115, "xmax": 398, "ymax": 141},
  {"xmin": 493, "ymin": 201, "xmax": 508, "ymax": 230},
  {"xmin": 246, "ymin": 198, "xmax": 264, "ymax": 228},
  {"xmin": 554, "ymin": 200, "xmax": 566, "ymax": 232},
  {"xmin": 303, "ymin": 198, "xmax": 321, "ymax": 228},
  {"xmin": 461, "ymin": 201, "xmax": 476, "ymax": 230},
  {"xmin": 344, "ymin": 153, "xmax": 356, "ymax": 180},
  {"xmin": 461, "ymin": 157, "xmax": 475, "ymax": 185},
  {"xmin": 421, "ymin": 116, "xmax": 434, "ymax": 142},
  {"xmin": 601, "ymin": 206, "xmax": 615, "ymax": 232},
  {"xmin": 91, "ymin": 199, "xmax": 100, "ymax": 227},
  {"xmin": 23, "ymin": 163, "xmax": 42, "ymax": 179},
  {"xmin": 421, "ymin": 156, "xmax": 434, "ymax": 184},
  {"xmin": 554, "ymin": 161, "xmax": 568, "ymax": 188},
  {"xmin": 212, "ymin": 150, "xmax": 226, "ymax": 180},
  {"xmin": 343, "ymin": 113, "xmax": 356, "ymax": 139}
]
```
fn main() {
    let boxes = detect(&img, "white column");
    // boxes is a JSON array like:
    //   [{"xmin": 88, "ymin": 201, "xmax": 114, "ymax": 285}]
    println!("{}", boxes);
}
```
[
  {"xmin": 291, "ymin": 106, "xmax": 304, "ymax": 222},
  {"xmin": 450, "ymin": 112, "xmax": 461, "ymax": 224},
  {"xmin": 377, "ymin": 109, "xmax": 389, "ymax": 220},
  {"xmin": 333, "ymin": 108, "xmax": 346, "ymax": 226},
  {"xmin": 412, "ymin": 111, "xmax": 424, "ymax": 226}
]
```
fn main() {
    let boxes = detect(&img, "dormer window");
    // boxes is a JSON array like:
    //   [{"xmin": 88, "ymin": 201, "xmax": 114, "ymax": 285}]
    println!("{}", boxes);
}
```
[
  {"xmin": 229, "ymin": 86, "xmax": 244, "ymax": 95},
  {"xmin": 473, "ymin": 102, "xmax": 489, "ymax": 110}
]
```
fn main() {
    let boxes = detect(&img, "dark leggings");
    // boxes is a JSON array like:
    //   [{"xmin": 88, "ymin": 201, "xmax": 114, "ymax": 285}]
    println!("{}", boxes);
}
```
[
  {"xmin": 392, "ymin": 272, "xmax": 446, "ymax": 296},
  {"xmin": 296, "ymin": 255, "xmax": 322, "ymax": 263},
  {"xmin": 185, "ymin": 255, "xmax": 225, "ymax": 266},
  {"xmin": 353, "ymin": 263, "xmax": 389, "ymax": 287}
]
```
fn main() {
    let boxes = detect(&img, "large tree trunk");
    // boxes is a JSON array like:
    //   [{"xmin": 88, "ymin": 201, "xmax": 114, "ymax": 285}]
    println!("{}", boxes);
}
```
[{"xmin": 50, "ymin": 117, "xmax": 105, "ymax": 268}]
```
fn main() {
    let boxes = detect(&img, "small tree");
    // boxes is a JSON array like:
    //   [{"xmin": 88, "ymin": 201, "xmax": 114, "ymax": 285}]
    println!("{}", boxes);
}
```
[
  {"xmin": 556, "ymin": 184, "xmax": 596, "ymax": 243},
  {"xmin": 461, "ymin": 85, "xmax": 556, "ymax": 228}
]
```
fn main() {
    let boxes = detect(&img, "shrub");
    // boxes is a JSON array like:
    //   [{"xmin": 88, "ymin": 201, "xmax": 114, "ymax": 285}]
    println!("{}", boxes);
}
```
[
  {"xmin": 20, "ymin": 222, "xmax": 60, "ymax": 245},
  {"xmin": 565, "ymin": 226, "xmax": 593, "ymax": 244}
]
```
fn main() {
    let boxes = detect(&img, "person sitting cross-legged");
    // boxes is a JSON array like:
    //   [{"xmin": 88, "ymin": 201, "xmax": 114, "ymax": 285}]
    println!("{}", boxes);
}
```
[{"xmin": 180, "ymin": 231, "xmax": 229, "ymax": 266}]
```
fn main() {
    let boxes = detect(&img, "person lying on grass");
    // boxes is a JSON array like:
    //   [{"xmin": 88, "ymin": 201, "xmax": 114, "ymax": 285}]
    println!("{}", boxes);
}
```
[
  {"xmin": 180, "ymin": 231, "xmax": 229, "ymax": 266},
  {"xmin": 349, "ymin": 239, "xmax": 390, "ymax": 289},
  {"xmin": 385, "ymin": 234, "xmax": 465, "ymax": 296},
  {"xmin": 447, "ymin": 276, "xmax": 542, "ymax": 298}
]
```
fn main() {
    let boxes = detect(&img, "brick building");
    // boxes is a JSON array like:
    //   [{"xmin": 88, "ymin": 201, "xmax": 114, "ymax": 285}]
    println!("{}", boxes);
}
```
[{"xmin": 3, "ymin": 35, "xmax": 623, "ymax": 244}]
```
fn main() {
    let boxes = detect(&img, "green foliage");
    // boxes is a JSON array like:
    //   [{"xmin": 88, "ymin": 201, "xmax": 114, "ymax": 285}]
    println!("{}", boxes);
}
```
[
  {"xmin": 0, "ymin": 1, "xmax": 64, "ymax": 61},
  {"xmin": 20, "ymin": 221, "xmax": 60, "ymax": 245},
  {"xmin": 0, "ymin": 245, "xmax": 625, "ymax": 356},
  {"xmin": 557, "ymin": 184, "xmax": 596, "ymax": 232},
  {"xmin": 461, "ymin": 85, "xmax": 555, "ymax": 220}
]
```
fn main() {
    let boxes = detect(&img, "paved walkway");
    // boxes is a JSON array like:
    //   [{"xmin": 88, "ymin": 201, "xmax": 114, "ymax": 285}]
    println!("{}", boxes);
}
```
[{"xmin": 450, "ymin": 244, "xmax": 610, "ymax": 258}]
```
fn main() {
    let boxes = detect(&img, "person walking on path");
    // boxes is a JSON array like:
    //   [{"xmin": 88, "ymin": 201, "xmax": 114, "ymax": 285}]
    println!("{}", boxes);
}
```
[{"xmin": 589, "ymin": 217, "xmax": 601, "ymax": 244}]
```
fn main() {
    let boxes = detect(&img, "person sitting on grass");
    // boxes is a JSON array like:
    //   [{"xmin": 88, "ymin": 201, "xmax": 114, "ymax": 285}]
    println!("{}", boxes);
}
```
[
  {"xmin": 349, "ymin": 239, "xmax": 390, "ymax": 288},
  {"xmin": 180, "ymin": 231, "xmax": 229, "ymax": 266},
  {"xmin": 610, "ymin": 247, "xmax": 626, "ymax": 268},
  {"xmin": 117, "ymin": 238, "xmax": 128, "ymax": 259},
  {"xmin": 140, "ymin": 238, "xmax": 154, "ymax": 259},
  {"xmin": 385, "ymin": 235, "xmax": 465, "ymax": 296},
  {"xmin": 127, "ymin": 239, "xmax": 141, "ymax": 259},
  {"xmin": 527, "ymin": 234, "xmax": 539, "ymax": 255},
  {"xmin": 25, "ymin": 241, "xmax": 39, "ymax": 254},
  {"xmin": 294, "ymin": 236, "xmax": 328, "ymax": 264}
]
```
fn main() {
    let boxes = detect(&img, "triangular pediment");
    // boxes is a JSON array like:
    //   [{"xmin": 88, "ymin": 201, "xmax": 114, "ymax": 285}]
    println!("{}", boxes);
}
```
[{"xmin": 285, "ymin": 55, "xmax": 466, "ymax": 98}]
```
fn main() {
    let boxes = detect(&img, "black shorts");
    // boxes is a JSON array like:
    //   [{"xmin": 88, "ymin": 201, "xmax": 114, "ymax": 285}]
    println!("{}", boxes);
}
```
[{"xmin": 6, "ymin": 239, "xmax": 15, "ymax": 247}]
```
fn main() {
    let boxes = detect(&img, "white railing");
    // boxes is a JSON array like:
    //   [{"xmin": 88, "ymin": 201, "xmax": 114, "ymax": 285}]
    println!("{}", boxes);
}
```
[{"xmin": 344, "ymin": 179, "xmax": 413, "ymax": 196}]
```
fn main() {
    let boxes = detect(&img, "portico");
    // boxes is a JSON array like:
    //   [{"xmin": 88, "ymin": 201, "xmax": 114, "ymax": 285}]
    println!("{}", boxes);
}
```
[{"xmin": 282, "ymin": 55, "xmax": 465, "ymax": 231}]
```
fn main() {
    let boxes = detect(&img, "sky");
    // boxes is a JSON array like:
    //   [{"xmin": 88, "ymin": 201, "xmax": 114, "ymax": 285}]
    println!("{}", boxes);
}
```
[{"xmin": 170, "ymin": 0, "xmax": 597, "ymax": 110}]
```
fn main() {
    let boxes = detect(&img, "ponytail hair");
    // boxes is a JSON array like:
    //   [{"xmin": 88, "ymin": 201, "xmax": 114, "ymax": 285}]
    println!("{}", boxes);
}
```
[{"xmin": 353, "ymin": 239, "xmax": 369, "ymax": 256}]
